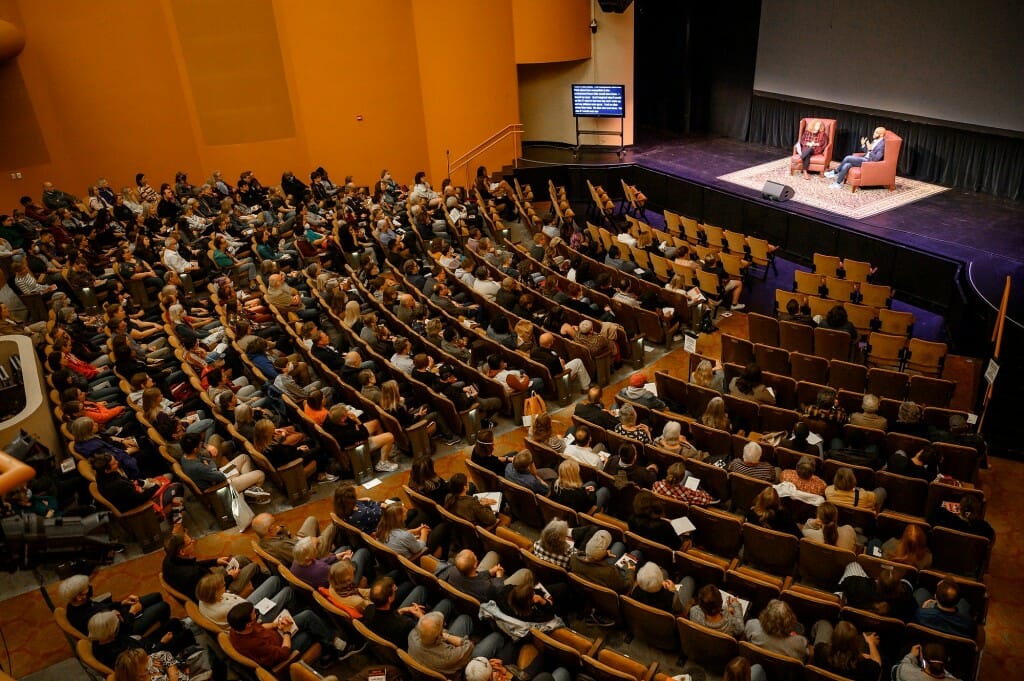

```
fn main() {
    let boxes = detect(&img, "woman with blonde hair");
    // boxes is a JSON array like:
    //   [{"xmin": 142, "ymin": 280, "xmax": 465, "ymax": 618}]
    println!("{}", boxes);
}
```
[
  {"xmin": 513, "ymin": 319, "xmax": 534, "ymax": 350},
  {"xmin": 825, "ymin": 467, "xmax": 886, "ymax": 511},
  {"xmin": 690, "ymin": 359, "xmax": 725, "ymax": 393},
  {"xmin": 376, "ymin": 501, "xmax": 437, "ymax": 560},
  {"xmin": 665, "ymin": 273, "xmax": 689, "ymax": 293},
  {"xmin": 801, "ymin": 501, "xmax": 856, "ymax": 551},
  {"xmin": 195, "ymin": 571, "xmax": 289, "ymax": 630},
  {"xmin": 701, "ymin": 396, "xmax": 732, "ymax": 432},
  {"xmin": 323, "ymin": 559, "xmax": 372, "ymax": 615},
  {"xmin": 342, "ymin": 300, "xmax": 362, "ymax": 329},
  {"xmin": 289, "ymin": 535, "xmax": 370, "ymax": 591},
  {"xmin": 529, "ymin": 412, "xmax": 565, "ymax": 452},
  {"xmin": 551, "ymin": 458, "xmax": 609, "ymax": 511},
  {"xmin": 252, "ymin": 418, "xmax": 334, "ymax": 483}
]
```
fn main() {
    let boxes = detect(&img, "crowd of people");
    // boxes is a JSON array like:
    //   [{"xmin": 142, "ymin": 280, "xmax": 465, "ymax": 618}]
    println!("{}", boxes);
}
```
[{"xmin": 1, "ymin": 163, "xmax": 985, "ymax": 681}]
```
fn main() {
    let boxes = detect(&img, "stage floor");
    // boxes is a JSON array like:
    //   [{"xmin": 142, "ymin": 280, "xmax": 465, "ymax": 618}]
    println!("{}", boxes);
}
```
[{"xmin": 521, "ymin": 133, "xmax": 1024, "ymax": 323}]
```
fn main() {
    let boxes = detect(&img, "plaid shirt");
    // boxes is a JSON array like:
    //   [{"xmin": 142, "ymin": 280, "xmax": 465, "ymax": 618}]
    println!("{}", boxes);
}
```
[
  {"xmin": 532, "ymin": 540, "xmax": 574, "ymax": 569},
  {"xmin": 779, "ymin": 469, "xmax": 826, "ymax": 497},
  {"xmin": 653, "ymin": 480, "xmax": 714, "ymax": 507}
]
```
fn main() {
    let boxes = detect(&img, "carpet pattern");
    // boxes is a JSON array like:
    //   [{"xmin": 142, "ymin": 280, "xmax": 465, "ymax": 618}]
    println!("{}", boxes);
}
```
[{"xmin": 718, "ymin": 158, "xmax": 949, "ymax": 219}]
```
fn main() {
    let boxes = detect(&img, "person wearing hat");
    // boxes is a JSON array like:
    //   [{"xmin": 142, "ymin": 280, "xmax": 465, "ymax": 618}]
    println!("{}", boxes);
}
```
[
  {"xmin": 616, "ymin": 372, "xmax": 666, "ymax": 410},
  {"xmin": 569, "ymin": 529, "xmax": 637, "ymax": 597}
]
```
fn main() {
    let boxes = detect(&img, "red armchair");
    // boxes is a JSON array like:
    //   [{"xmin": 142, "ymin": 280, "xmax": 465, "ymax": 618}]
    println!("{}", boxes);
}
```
[
  {"xmin": 847, "ymin": 130, "xmax": 902, "ymax": 192},
  {"xmin": 790, "ymin": 118, "xmax": 836, "ymax": 176}
]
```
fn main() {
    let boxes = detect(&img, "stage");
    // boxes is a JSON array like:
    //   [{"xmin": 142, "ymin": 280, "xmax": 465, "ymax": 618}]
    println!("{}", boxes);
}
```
[{"xmin": 517, "ymin": 132, "xmax": 1024, "ymax": 332}]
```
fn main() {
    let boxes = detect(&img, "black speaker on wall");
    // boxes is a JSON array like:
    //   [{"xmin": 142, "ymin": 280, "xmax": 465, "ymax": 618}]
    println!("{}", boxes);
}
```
[
  {"xmin": 598, "ymin": 0, "xmax": 633, "ymax": 13},
  {"xmin": 762, "ymin": 180, "xmax": 795, "ymax": 202}
]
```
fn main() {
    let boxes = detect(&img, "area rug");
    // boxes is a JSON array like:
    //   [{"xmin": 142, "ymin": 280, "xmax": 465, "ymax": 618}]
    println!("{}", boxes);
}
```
[{"xmin": 718, "ymin": 158, "xmax": 949, "ymax": 219}]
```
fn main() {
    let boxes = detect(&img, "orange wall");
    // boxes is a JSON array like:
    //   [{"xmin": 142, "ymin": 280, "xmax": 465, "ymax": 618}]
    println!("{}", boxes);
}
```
[
  {"xmin": 411, "ymin": 0, "xmax": 520, "ymax": 187},
  {"xmin": 0, "ymin": 0, "xmax": 521, "ymax": 209},
  {"xmin": 513, "ymin": 0, "xmax": 591, "ymax": 64}
]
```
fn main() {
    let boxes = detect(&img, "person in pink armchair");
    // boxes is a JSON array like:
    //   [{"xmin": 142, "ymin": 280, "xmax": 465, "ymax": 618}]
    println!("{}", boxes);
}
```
[
  {"xmin": 827, "ymin": 126, "xmax": 887, "ymax": 188},
  {"xmin": 794, "ymin": 119, "xmax": 829, "ymax": 178}
]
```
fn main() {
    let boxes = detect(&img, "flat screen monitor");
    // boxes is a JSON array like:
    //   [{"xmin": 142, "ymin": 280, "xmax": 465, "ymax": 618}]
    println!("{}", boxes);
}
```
[{"xmin": 572, "ymin": 84, "xmax": 626, "ymax": 118}]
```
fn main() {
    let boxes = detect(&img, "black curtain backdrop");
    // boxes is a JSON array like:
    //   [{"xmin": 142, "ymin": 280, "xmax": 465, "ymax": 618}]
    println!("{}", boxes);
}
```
[{"xmin": 748, "ymin": 95, "xmax": 1024, "ymax": 200}]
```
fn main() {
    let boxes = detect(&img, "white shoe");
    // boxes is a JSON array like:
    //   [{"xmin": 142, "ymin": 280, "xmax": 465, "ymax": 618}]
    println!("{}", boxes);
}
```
[
  {"xmin": 375, "ymin": 460, "xmax": 399, "ymax": 472},
  {"xmin": 829, "ymin": 182, "xmax": 842, "ymax": 189},
  {"xmin": 824, "ymin": 170, "xmax": 836, "ymax": 178},
  {"xmin": 730, "ymin": 303, "xmax": 746, "ymax": 311}
]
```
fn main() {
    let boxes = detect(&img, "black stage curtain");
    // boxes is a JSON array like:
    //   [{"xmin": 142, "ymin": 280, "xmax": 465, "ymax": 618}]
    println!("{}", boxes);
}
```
[{"xmin": 747, "ymin": 94, "xmax": 1024, "ymax": 200}]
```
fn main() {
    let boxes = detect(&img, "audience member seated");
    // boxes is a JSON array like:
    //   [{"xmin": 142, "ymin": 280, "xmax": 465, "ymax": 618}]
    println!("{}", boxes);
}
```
[
  {"xmin": 801, "ymin": 502, "xmax": 856, "ymax": 550},
  {"xmin": 322, "ymin": 404, "xmax": 397, "ymax": 473},
  {"xmin": 407, "ymin": 610, "xmax": 506, "ymax": 678},
  {"xmin": 744, "ymin": 599, "xmax": 810, "ymax": 662},
  {"xmin": 690, "ymin": 359, "xmax": 726, "ymax": 393},
  {"xmin": 604, "ymin": 442, "xmax": 657, "ymax": 488},
  {"xmin": 653, "ymin": 461, "xmax": 714, "ymax": 506},
  {"xmin": 887, "ymin": 445, "xmax": 941, "ymax": 482},
  {"xmin": 839, "ymin": 561, "xmax": 917, "ymax": 621},
  {"xmin": 779, "ymin": 455, "xmax": 827, "ymax": 497},
  {"xmin": 728, "ymin": 442, "xmax": 775, "ymax": 482},
  {"xmin": 532, "ymin": 519, "xmax": 576, "ymax": 569},
  {"xmin": 746, "ymin": 487, "xmax": 801, "ymax": 538},
  {"xmin": 251, "ymin": 512, "xmax": 335, "ymax": 566},
  {"xmin": 701, "ymin": 396, "xmax": 735, "ymax": 434},
  {"xmin": 870, "ymin": 524, "xmax": 932, "ymax": 570},
  {"xmin": 573, "ymin": 386, "xmax": 619, "ymax": 430},
  {"xmin": 701, "ymin": 252, "xmax": 745, "ymax": 311},
  {"xmin": 729, "ymin": 363, "xmax": 776, "ymax": 405},
  {"xmin": 494, "ymin": 568, "xmax": 567, "ymax": 621},
  {"xmin": 653, "ymin": 420, "xmax": 700, "ymax": 459},
  {"xmin": 226, "ymin": 600, "xmax": 355, "ymax": 670},
  {"xmin": 825, "ymin": 468, "xmax": 886, "ymax": 511},
  {"xmin": 613, "ymin": 403, "xmax": 653, "ymax": 444},
  {"xmin": 629, "ymin": 490, "xmax": 683, "ymax": 548},
  {"xmin": 811, "ymin": 620, "xmax": 882, "ymax": 681},
  {"xmin": 803, "ymin": 388, "xmax": 849, "ymax": 445},
  {"xmin": 894, "ymin": 643, "xmax": 962, "ymax": 681},
  {"xmin": 333, "ymin": 484, "xmax": 383, "ymax": 535},
  {"xmin": 196, "ymin": 571, "xmax": 291, "ymax": 631},
  {"xmin": 529, "ymin": 413, "xmax": 565, "ymax": 453},
  {"xmin": 927, "ymin": 495, "xmax": 994, "ymax": 541},
  {"xmin": 161, "ymin": 531, "xmax": 260, "ymax": 599},
  {"xmin": 444, "ymin": 473, "xmax": 499, "ymax": 532},
  {"xmin": 780, "ymin": 298, "xmax": 815, "ymax": 327},
  {"xmin": 178, "ymin": 432, "xmax": 270, "ymax": 504},
  {"xmin": 783, "ymin": 422, "xmax": 822, "ymax": 457},
  {"xmin": 59, "ymin": 574, "xmax": 170, "ymax": 638},
  {"xmin": 321, "ymin": 560, "xmax": 372, "ymax": 616},
  {"xmin": 563, "ymin": 426, "xmax": 609, "ymax": 469},
  {"xmin": 376, "ymin": 501, "xmax": 439, "ymax": 560},
  {"xmin": 913, "ymin": 579, "xmax": 977, "ymax": 638},
  {"xmin": 504, "ymin": 449, "xmax": 552, "ymax": 494},
  {"xmin": 850, "ymin": 393, "xmax": 888, "ymax": 431},
  {"xmin": 630, "ymin": 561, "xmax": 691, "ymax": 614},
  {"xmin": 690, "ymin": 584, "xmax": 745, "ymax": 638},
  {"xmin": 890, "ymin": 401, "xmax": 930, "ymax": 439},
  {"xmin": 816, "ymin": 305, "xmax": 857, "ymax": 340},
  {"xmin": 290, "ymin": 536, "xmax": 371, "ymax": 591},
  {"xmin": 569, "ymin": 530, "xmax": 636, "ymax": 600},
  {"xmin": 617, "ymin": 371, "xmax": 666, "ymax": 410}
]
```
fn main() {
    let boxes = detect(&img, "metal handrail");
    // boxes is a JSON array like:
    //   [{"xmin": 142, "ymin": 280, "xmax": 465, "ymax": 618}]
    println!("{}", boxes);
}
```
[{"xmin": 448, "ymin": 123, "xmax": 523, "ymax": 186}]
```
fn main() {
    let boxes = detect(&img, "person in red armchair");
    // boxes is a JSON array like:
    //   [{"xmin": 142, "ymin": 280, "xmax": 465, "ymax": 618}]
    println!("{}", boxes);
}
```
[
  {"xmin": 827, "ymin": 127, "xmax": 887, "ymax": 188},
  {"xmin": 794, "ymin": 119, "xmax": 829, "ymax": 178}
]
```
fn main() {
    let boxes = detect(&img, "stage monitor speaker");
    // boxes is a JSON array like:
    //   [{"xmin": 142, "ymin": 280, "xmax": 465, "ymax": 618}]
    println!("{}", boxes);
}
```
[
  {"xmin": 598, "ymin": 0, "xmax": 633, "ymax": 13},
  {"xmin": 762, "ymin": 180, "xmax": 795, "ymax": 202}
]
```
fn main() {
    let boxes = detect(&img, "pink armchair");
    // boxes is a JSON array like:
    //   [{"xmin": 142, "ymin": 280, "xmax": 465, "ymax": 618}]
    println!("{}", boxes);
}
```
[
  {"xmin": 790, "ymin": 118, "xmax": 836, "ymax": 176},
  {"xmin": 847, "ymin": 130, "xmax": 902, "ymax": 192}
]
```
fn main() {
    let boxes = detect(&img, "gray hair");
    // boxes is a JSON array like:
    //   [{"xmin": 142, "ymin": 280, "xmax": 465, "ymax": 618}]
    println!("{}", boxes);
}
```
[
  {"xmin": 743, "ymin": 441, "xmax": 763, "ymax": 464},
  {"xmin": 59, "ymin": 574, "xmax": 90, "ymax": 602},
  {"xmin": 87, "ymin": 611, "xmax": 120, "ymax": 641},
  {"xmin": 796, "ymin": 456, "xmax": 816, "ymax": 479},
  {"xmin": 70, "ymin": 416, "xmax": 96, "ymax": 442},
  {"xmin": 861, "ymin": 393, "xmax": 879, "ymax": 414},
  {"xmin": 635, "ymin": 562, "xmax": 664, "ymax": 593},
  {"xmin": 539, "ymin": 519, "xmax": 569, "ymax": 555},
  {"xmin": 619, "ymin": 403, "xmax": 637, "ymax": 426},
  {"xmin": 292, "ymin": 536, "xmax": 318, "ymax": 565},
  {"xmin": 661, "ymin": 421, "xmax": 681, "ymax": 444}
]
